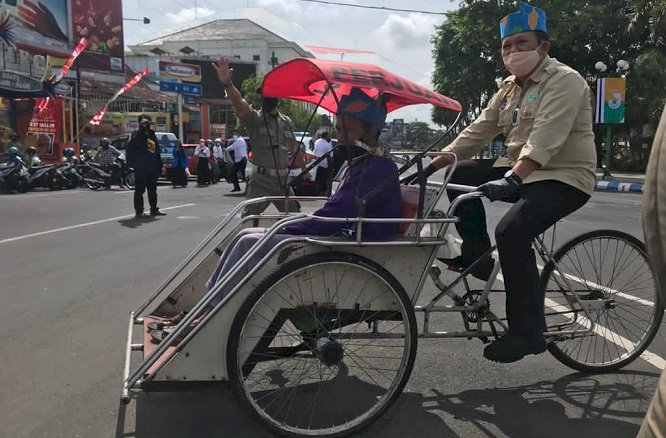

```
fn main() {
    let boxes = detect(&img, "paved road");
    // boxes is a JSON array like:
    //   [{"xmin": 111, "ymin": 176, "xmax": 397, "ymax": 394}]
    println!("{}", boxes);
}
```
[{"xmin": 0, "ymin": 183, "xmax": 662, "ymax": 438}]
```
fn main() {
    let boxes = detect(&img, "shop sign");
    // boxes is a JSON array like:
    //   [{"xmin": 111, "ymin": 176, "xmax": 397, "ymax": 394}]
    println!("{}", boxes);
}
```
[
  {"xmin": 159, "ymin": 61, "xmax": 202, "ymax": 82},
  {"xmin": 0, "ymin": 71, "xmax": 42, "ymax": 92}
]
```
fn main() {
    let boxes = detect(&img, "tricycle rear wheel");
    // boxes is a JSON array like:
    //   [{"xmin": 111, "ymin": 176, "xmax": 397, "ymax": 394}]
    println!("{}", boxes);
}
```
[{"xmin": 227, "ymin": 252, "xmax": 418, "ymax": 437}]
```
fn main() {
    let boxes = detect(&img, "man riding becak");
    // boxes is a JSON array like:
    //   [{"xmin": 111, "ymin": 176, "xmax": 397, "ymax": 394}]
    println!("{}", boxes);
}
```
[
  {"xmin": 212, "ymin": 57, "xmax": 310, "ymax": 217},
  {"xmin": 408, "ymin": 2, "xmax": 597, "ymax": 363}
]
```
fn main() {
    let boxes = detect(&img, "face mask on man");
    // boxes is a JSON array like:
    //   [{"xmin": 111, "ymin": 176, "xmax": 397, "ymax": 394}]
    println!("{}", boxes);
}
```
[{"xmin": 502, "ymin": 44, "xmax": 543, "ymax": 77}]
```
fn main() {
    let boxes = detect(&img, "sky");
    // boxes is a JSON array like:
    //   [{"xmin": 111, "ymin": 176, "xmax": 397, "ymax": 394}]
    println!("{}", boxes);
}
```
[{"xmin": 122, "ymin": 0, "xmax": 461, "ymax": 125}]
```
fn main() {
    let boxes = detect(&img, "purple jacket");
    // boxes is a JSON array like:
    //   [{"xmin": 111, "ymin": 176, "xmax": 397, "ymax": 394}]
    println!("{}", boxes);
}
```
[{"xmin": 284, "ymin": 154, "xmax": 401, "ymax": 240}]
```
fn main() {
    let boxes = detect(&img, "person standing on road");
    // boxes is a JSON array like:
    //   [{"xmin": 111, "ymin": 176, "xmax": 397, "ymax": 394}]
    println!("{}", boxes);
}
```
[
  {"xmin": 408, "ymin": 2, "xmax": 596, "ymax": 363},
  {"xmin": 194, "ymin": 139, "xmax": 211, "ymax": 186},
  {"xmin": 638, "ymin": 107, "xmax": 666, "ymax": 437},
  {"xmin": 226, "ymin": 129, "xmax": 248, "ymax": 193},
  {"xmin": 313, "ymin": 131, "xmax": 333, "ymax": 195},
  {"xmin": 126, "ymin": 114, "xmax": 165, "ymax": 218},
  {"xmin": 212, "ymin": 57, "xmax": 309, "ymax": 216},
  {"xmin": 171, "ymin": 140, "xmax": 189, "ymax": 188}
]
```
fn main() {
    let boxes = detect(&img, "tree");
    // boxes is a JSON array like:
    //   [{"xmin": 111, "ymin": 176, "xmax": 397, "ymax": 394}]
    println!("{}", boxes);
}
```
[
  {"xmin": 430, "ymin": 0, "xmax": 664, "ymax": 153},
  {"xmin": 405, "ymin": 121, "xmax": 435, "ymax": 150}
]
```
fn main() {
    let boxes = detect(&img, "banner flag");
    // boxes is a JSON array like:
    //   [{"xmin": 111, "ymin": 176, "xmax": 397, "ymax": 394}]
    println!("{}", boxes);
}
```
[
  {"xmin": 89, "ymin": 69, "xmax": 149, "ymax": 125},
  {"xmin": 51, "ymin": 38, "xmax": 89, "ymax": 83}
]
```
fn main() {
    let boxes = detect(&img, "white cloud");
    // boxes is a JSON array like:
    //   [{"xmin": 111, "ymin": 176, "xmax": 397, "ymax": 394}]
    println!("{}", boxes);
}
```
[
  {"xmin": 374, "ymin": 13, "xmax": 439, "ymax": 49},
  {"xmin": 165, "ymin": 7, "xmax": 216, "ymax": 24}
]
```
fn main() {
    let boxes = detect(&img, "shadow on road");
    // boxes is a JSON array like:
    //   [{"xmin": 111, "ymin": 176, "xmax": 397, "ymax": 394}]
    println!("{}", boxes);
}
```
[
  {"xmin": 118, "ymin": 217, "xmax": 158, "ymax": 229},
  {"xmin": 116, "ymin": 370, "xmax": 658, "ymax": 438}
]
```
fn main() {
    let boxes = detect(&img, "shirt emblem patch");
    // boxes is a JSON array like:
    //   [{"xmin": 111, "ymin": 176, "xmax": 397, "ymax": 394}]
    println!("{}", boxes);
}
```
[
  {"xmin": 147, "ymin": 138, "xmax": 156, "ymax": 154},
  {"xmin": 526, "ymin": 90, "xmax": 539, "ymax": 102}
]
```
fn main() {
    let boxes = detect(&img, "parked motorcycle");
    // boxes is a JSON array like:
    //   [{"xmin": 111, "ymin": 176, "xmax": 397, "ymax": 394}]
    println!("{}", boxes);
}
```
[
  {"xmin": 0, "ymin": 161, "xmax": 31, "ymax": 193},
  {"xmin": 27, "ymin": 156, "xmax": 67, "ymax": 190},
  {"xmin": 81, "ymin": 155, "xmax": 135, "ymax": 190},
  {"xmin": 57, "ymin": 160, "xmax": 84, "ymax": 189}
]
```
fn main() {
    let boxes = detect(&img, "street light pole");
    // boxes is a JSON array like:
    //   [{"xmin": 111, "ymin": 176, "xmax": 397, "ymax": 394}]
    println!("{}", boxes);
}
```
[{"xmin": 594, "ymin": 60, "xmax": 630, "ymax": 179}]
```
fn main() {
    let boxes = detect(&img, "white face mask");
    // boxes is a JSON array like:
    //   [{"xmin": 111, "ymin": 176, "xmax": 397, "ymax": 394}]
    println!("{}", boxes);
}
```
[{"xmin": 502, "ymin": 45, "xmax": 543, "ymax": 77}]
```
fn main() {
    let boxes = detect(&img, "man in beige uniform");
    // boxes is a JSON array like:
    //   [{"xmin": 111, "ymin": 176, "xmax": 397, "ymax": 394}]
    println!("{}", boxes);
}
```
[
  {"xmin": 639, "ymin": 107, "xmax": 666, "ymax": 437},
  {"xmin": 417, "ymin": 3, "xmax": 597, "ymax": 363},
  {"xmin": 212, "ymin": 57, "xmax": 308, "ymax": 217}
]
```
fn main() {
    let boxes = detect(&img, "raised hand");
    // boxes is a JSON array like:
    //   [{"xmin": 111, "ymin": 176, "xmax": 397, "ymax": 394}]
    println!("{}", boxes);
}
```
[
  {"xmin": 212, "ymin": 57, "xmax": 234, "ymax": 86},
  {"xmin": 18, "ymin": 0, "xmax": 68, "ymax": 42}
]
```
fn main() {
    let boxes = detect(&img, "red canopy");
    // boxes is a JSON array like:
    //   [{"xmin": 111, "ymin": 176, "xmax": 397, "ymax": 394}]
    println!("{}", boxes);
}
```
[{"xmin": 260, "ymin": 58, "xmax": 462, "ymax": 114}]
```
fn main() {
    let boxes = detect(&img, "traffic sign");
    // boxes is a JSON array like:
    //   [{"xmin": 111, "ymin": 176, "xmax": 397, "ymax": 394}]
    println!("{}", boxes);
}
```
[{"xmin": 159, "ymin": 80, "xmax": 202, "ymax": 96}]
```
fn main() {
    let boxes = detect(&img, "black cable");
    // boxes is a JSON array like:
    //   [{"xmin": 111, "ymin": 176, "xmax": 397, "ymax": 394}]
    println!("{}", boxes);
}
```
[{"xmin": 297, "ymin": 0, "xmax": 452, "ymax": 15}]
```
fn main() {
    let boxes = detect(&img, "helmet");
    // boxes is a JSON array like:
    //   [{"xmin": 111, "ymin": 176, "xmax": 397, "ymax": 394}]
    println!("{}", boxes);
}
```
[
  {"xmin": 27, "ymin": 146, "xmax": 37, "ymax": 155},
  {"xmin": 214, "ymin": 138, "xmax": 222, "ymax": 143},
  {"xmin": 63, "ymin": 147, "xmax": 76, "ymax": 158},
  {"xmin": 100, "ymin": 137, "xmax": 109, "ymax": 147},
  {"xmin": 6, "ymin": 146, "xmax": 18, "ymax": 155}
]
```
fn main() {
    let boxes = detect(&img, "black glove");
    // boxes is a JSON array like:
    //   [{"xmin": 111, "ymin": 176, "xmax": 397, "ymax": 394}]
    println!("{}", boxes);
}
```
[
  {"xmin": 478, "ymin": 171, "xmax": 522, "ymax": 202},
  {"xmin": 403, "ymin": 164, "xmax": 438, "ymax": 185}
]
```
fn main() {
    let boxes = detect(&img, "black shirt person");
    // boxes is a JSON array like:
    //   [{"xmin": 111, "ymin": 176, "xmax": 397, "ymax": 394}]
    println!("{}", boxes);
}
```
[{"xmin": 126, "ymin": 114, "xmax": 165, "ymax": 218}]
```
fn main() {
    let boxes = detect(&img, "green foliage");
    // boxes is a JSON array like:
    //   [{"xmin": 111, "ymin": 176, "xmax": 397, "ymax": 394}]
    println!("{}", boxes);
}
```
[
  {"xmin": 431, "ymin": 0, "xmax": 666, "ymax": 145},
  {"xmin": 404, "ymin": 121, "xmax": 443, "ymax": 150}
]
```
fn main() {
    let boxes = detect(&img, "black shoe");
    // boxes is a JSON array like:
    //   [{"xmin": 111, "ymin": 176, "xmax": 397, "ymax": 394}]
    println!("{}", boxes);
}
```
[
  {"xmin": 230, "ymin": 187, "xmax": 241, "ymax": 192},
  {"xmin": 150, "ymin": 209, "xmax": 166, "ymax": 217},
  {"xmin": 135, "ymin": 211, "xmax": 147, "ymax": 219},
  {"xmin": 483, "ymin": 334, "xmax": 546, "ymax": 363},
  {"xmin": 439, "ymin": 255, "xmax": 494, "ymax": 281}
]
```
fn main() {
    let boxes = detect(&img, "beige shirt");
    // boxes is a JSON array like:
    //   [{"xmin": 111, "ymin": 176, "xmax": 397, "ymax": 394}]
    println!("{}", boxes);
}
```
[
  {"xmin": 241, "ymin": 108, "xmax": 296, "ymax": 170},
  {"xmin": 444, "ymin": 55, "xmax": 597, "ymax": 195}
]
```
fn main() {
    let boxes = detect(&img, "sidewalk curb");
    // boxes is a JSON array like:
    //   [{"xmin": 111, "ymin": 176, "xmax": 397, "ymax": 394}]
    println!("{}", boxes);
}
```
[{"xmin": 595, "ymin": 180, "xmax": 644, "ymax": 193}]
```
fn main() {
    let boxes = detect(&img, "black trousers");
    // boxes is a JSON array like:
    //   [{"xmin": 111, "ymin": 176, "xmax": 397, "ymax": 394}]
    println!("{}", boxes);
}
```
[
  {"xmin": 197, "ymin": 157, "xmax": 210, "ymax": 185},
  {"xmin": 173, "ymin": 167, "xmax": 187, "ymax": 186},
  {"xmin": 314, "ymin": 166, "xmax": 330, "ymax": 195},
  {"xmin": 134, "ymin": 171, "xmax": 159, "ymax": 213},
  {"xmin": 447, "ymin": 159, "xmax": 590, "ymax": 339},
  {"xmin": 229, "ymin": 158, "xmax": 247, "ymax": 190}
]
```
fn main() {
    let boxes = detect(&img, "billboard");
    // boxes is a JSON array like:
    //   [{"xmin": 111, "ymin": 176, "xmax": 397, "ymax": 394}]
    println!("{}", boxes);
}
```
[
  {"xmin": 28, "ymin": 97, "xmax": 63, "ymax": 155},
  {"xmin": 595, "ymin": 77, "xmax": 626, "ymax": 124},
  {"xmin": 2, "ymin": 0, "xmax": 71, "ymax": 57},
  {"xmin": 71, "ymin": 0, "xmax": 124, "ymax": 71},
  {"xmin": 159, "ymin": 61, "xmax": 202, "ymax": 82}
]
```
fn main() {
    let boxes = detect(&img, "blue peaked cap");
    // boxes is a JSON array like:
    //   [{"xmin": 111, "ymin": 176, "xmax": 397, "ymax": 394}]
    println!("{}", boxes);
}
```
[
  {"xmin": 500, "ymin": 2, "xmax": 547, "ymax": 39},
  {"xmin": 336, "ymin": 87, "xmax": 387, "ymax": 130}
]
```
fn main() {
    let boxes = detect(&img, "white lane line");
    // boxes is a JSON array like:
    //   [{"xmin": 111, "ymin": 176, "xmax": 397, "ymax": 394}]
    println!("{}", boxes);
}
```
[
  {"xmin": 452, "ymin": 237, "xmax": 664, "ymax": 368},
  {"xmin": 493, "ymin": 269, "xmax": 665, "ymax": 370},
  {"xmin": 114, "ymin": 186, "xmax": 171, "ymax": 194},
  {"xmin": 6, "ymin": 190, "xmax": 88, "ymax": 198},
  {"xmin": 0, "ymin": 203, "xmax": 196, "ymax": 244}
]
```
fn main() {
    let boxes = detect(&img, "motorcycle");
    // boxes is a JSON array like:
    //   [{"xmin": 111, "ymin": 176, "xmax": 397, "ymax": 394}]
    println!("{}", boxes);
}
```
[
  {"xmin": 81, "ymin": 155, "xmax": 135, "ymax": 190},
  {"xmin": 27, "ymin": 156, "xmax": 67, "ymax": 190},
  {"xmin": 57, "ymin": 157, "xmax": 84, "ymax": 189},
  {"xmin": 0, "ymin": 161, "xmax": 31, "ymax": 193}
]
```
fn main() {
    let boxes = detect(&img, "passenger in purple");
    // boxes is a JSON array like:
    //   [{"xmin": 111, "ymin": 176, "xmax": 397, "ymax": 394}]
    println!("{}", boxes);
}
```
[
  {"xmin": 149, "ymin": 88, "xmax": 401, "ymax": 341},
  {"xmin": 207, "ymin": 87, "xmax": 400, "ymax": 300}
]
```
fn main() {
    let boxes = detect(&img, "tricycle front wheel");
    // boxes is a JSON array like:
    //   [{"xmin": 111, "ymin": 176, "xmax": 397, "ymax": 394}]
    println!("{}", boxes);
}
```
[{"xmin": 227, "ymin": 252, "xmax": 418, "ymax": 437}]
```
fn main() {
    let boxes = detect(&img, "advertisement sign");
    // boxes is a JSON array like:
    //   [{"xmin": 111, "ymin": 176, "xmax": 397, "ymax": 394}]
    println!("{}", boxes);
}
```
[
  {"xmin": 0, "ymin": 71, "xmax": 42, "ymax": 92},
  {"xmin": 2, "ymin": 0, "xmax": 71, "ymax": 57},
  {"xmin": 159, "ymin": 61, "xmax": 202, "ymax": 82},
  {"xmin": 71, "ymin": 0, "xmax": 124, "ymax": 71},
  {"xmin": 28, "ymin": 97, "xmax": 62, "ymax": 155},
  {"xmin": 159, "ymin": 81, "xmax": 203, "ymax": 96},
  {"xmin": 595, "ymin": 77, "xmax": 626, "ymax": 124}
]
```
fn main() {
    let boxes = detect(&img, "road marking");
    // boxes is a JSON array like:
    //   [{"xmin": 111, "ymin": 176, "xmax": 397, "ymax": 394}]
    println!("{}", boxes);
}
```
[
  {"xmin": 114, "ymin": 186, "xmax": 171, "ymax": 194},
  {"xmin": 6, "ymin": 190, "xmax": 88, "ymax": 198},
  {"xmin": 0, "ymin": 203, "xmax": 196, "ymax": 244},
  {"xmin": 491, "ymin": 267, "xmax": 665, "ymax": 370},
  {"xmin": 451, "ymin": 237, "xmax": 664, "ymax": 369}
]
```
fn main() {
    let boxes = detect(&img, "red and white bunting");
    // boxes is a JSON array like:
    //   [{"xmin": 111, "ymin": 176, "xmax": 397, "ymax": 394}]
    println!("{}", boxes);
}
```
[
  {"xmin": 89, "ymin": 69, "xmax": 149, "ymax": 125},
  {"xmin": 51, "ymin": 38, "xmax": 89, "ymax": 84}
]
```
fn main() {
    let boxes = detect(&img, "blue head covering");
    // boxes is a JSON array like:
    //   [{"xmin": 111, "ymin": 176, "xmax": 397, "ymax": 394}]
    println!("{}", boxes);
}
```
[
  {"xmin": 336, "ymin": 87, "xmax": 387, "ymax": 130},
  {"xmin": 500, "ymin": 2, "xmax": 547, "ymax": 39}
]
